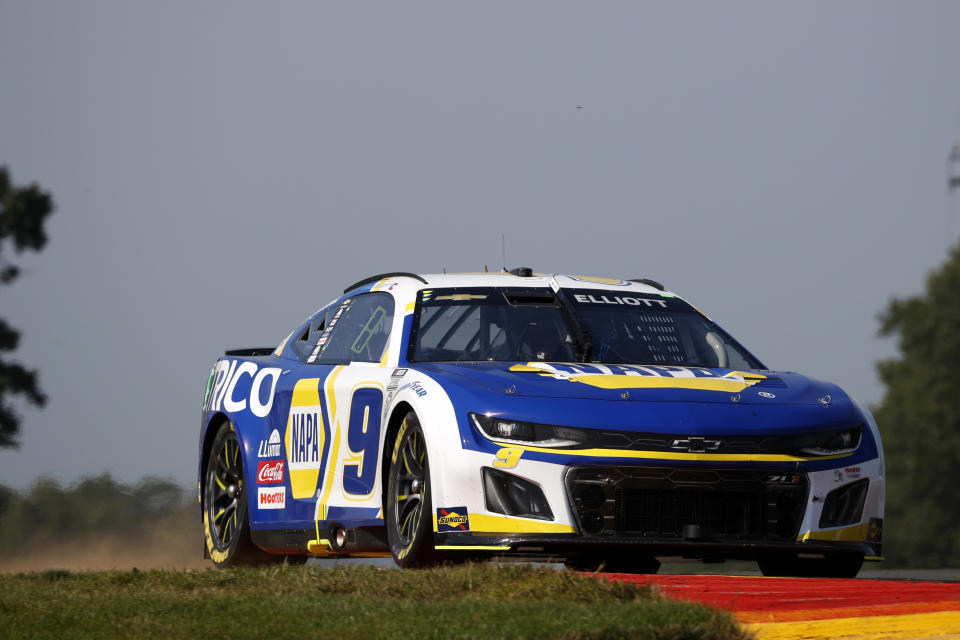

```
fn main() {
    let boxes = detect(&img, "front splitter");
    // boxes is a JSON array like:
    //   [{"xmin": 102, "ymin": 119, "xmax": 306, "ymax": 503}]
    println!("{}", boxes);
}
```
[{"xmin": 433, "ymin": 532, "xmax": 877, "ymax": 561}]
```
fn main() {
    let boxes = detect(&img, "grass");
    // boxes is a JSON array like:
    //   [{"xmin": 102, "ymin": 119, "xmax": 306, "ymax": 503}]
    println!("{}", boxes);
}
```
[{"xmin": 0, "ymin": 563, "xmax": 749, "ymax": 640}]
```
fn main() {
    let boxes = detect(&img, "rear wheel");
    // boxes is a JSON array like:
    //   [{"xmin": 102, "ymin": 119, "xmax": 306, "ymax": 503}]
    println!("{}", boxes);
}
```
[
  {"xmin": 757, "ymin": 553, "xmax": 863, "ymax": 578},
  {"xmin": 386, "ymin": 413, "xmax": 441, "ymax": 568},
  {"xmin": 203, "ymin": 422, "xmax": 285, "ymax": 567}
]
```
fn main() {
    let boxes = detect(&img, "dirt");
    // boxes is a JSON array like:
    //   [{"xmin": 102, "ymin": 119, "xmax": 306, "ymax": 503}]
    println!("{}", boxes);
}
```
[{"xmin": 0, "ymin": 516, "xmax": 209, "ymax": 573}]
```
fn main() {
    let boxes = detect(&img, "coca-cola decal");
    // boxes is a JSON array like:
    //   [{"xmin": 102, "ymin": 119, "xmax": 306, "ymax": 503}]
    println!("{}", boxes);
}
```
[{"xmin": 257, "ymin": 460, "xmax": 285, "ymax": 484}]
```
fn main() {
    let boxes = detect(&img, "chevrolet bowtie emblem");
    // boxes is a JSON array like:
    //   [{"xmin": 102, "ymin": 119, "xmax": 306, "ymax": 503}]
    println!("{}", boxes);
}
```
[{"xmin": 670, "ymin": 436, "xmax": 722, "ymax": 453}]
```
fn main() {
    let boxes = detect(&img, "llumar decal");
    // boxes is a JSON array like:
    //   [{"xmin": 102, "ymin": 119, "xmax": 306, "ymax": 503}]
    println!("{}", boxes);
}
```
[{"xmin": 508, "ymin": 362, "xmax": 766, "ymax": 393}]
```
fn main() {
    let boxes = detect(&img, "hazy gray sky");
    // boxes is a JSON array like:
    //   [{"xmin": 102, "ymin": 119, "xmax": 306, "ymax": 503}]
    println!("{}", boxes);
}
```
[{"xmin": 2, "ymin": 1, "xmax": 959, "ymax": 490}]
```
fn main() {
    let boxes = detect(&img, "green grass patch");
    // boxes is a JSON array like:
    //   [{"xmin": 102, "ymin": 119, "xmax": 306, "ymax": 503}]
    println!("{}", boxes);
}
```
[{"xmin": 0, "ymin": 563, "xmax": 748, "ymax": 640}]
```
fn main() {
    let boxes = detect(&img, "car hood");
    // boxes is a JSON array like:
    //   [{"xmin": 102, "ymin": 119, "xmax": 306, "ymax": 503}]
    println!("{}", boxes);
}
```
[{"xmin": 413, "ymin": 361, "xmax": 841, "ymax": 406}]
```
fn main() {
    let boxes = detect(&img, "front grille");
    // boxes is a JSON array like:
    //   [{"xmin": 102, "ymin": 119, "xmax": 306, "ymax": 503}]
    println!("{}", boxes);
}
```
[
  {"xmin": 616, "ymin": 487, "xmax": 764, "ymax": 537},
  {"xmin": 567, "ymin": 467, "xmax": 807, "ymax": 541},
  {"xmin": 557, "ymin": 425, "xmax": 861, "ymax": 456}
]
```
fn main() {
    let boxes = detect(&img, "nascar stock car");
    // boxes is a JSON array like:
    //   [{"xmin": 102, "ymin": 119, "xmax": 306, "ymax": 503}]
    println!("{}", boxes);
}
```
[{"xmin": 199, "ymin": 270, "xmax": 884, "ymax": 577}]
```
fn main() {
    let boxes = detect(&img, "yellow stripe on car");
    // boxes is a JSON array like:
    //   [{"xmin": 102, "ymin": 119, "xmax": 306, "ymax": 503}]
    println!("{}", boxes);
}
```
[
  {"xmin": 493, "ymin": 441, "xmax": 850, "ymax": 463},
  {"xmin": 797, "ymin": 522, "xmax": 870, "ymax": 542}
]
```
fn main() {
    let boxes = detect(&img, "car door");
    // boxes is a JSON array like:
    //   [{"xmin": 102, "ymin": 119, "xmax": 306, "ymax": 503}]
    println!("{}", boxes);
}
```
[
  {"xmin": 251, "ymin": 292, "xmax": 397, "ymax": 530},
  {"xmin": 248, "ymin": 306, "xmax": 339, "ymax": 528},
  {"xmin": 310, "ymin": 292, "xmax": 396, "ymax": 522}
]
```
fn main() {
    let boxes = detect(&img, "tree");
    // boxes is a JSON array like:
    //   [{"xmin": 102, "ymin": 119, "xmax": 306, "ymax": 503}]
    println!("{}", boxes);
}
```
[
  {"xmin": 0, "ymin": 167, "xmax": 54, "ymax": 448},
  {"xmin": 874, "ymin": 241, "xmax": 960, "ymax": 567}
]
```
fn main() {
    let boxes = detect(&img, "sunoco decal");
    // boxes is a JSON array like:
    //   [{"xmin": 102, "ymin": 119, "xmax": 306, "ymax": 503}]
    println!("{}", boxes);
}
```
[{"xmin": 436, "ymin": 507, "xmax": 470, "ymax": 532}]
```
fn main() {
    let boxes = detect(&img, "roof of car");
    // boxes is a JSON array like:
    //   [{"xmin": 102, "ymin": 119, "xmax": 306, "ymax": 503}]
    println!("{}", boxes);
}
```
[{"xmin": 349, "ymin": 271, "xmax": 673, "ymax": 297}]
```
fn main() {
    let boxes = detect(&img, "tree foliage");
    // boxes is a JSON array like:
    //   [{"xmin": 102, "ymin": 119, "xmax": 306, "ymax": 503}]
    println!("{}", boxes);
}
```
[
  {"xmin": 0, "ymin": 166, "xmax": 54, "ymax": 448},
  {"xmin": 0, "ymin": 474, "xmax": 190, "ymax": 549},
  {"xmin": 874, "ymin": 241, "xmax": 960, "ymax": 567}
]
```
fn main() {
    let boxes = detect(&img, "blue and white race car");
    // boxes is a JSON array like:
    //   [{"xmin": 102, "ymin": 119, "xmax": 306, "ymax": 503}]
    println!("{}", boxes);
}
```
[{"xmin": 199, "ymin": 270, "xmax": 883, "ymax": 576}]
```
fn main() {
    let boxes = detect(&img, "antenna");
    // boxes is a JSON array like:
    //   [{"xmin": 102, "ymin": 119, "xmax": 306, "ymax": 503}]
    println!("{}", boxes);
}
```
[
  {"xmin": 501, "ymin": 235, "xmax": 506, "ymax": 272},
  {"xmin": 950, "ymin": 143, "xmax": 960, "ymax": 191}
]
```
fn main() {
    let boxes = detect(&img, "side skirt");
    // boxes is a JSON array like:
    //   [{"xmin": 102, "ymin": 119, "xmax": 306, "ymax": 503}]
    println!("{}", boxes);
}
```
[{"xmin": 252, "ymin": 525, "xmax": 389, "ymax": 556}]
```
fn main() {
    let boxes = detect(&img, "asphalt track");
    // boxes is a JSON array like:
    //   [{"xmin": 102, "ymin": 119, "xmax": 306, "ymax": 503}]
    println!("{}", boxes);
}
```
[{"xmin": 604, "ymin": 574, "xmax": 960, "ymax": 639}]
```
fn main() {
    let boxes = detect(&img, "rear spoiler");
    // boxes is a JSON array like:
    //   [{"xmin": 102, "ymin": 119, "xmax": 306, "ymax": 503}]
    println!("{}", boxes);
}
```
[{"xmin": 224, "ymin": 347, "xmax": 276, "ymax": 357}]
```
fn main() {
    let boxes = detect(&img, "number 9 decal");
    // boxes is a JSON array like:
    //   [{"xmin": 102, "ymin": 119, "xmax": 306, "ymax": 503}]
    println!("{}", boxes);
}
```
[
  {"xmin": 343, "ymin": 387, "xmax": 384, "ymax": 497},
  {"xmin": 494, "ymin": 447, "xmax": 523, "ymax": 469}
]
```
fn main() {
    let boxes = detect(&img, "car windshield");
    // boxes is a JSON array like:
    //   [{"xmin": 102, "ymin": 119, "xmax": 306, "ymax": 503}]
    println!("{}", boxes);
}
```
[{"xmin": 410, "ymin": 287, "xmax": 763, "ymax": 369}]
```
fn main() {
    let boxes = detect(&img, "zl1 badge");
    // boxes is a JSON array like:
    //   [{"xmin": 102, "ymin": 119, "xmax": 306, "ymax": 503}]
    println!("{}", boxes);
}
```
[{"xmin": 436, "ymin": 507, "xmax": 470, "ymax": 532}]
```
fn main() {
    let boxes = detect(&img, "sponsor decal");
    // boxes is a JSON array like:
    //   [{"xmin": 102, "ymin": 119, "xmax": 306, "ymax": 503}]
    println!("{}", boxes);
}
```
[
  {"xmin": 258, "ymin": 486, "xmax": 286, "ymax": 509},
  {"xmin": 408, "ymin": 381, "xmax": 427, "ymax": 397},
  {"xmin": 391, "ymin": 368, "xmax": 408, "ymax": 378},
  {"xmin": 436, "ymin": 507, "xmax": 470, "ymax": 532},
  {"xmin": 867, "ymin": 517, "xmax": 883, "ymax": 543},
  {"xmin": 572, "ymin": 293, "xmax": 668, "ymax": 308},
  {"xmin": 833, "ymin": 469, "xmax": 845, "ymax": 483},
  {"xmin": 288, "ymin": 408, "xmax": 321, "ymax": 470},
  {"xmin": 258, "ymin": 429, "xmax": 282, "ymax": 458},
  {"xmin": 758, "ymin": 391, "xmax": 776, "ymax": 399},
  {"xmin": 209, "ymin": 359, "xmax": 282, "ymax": 417},
  {"xmin": 508, "ymin": 361, "xmax": 766, "ymax": 393},
  {"xmin": 845, "ymin": 466, "xmax": 861, "ymax": 479},
  {"xmin": 284, "ymin": 379, "xmax": 329, "ymax": 499},
  {"xmin": 307, "ymin": 301, "xmax": 352, "ymax": 363},
  {"xmin": 257, "ymin": 460, "xmax": 285, "ymax": 484}
]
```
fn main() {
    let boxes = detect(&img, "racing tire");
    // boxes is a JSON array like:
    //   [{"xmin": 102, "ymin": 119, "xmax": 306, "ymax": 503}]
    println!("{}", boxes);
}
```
[
  {"xmin": 565, "ymin": 555, "xmax": 661, "ymax": 574},
  {"xmin": 757, "ymin": 553, "xmax": 863, "ymax": 578},
  {"xmin": 386, "ymin": 412, "xmax": 441, "ymax": 568},
  {"xmin": 203, "ymin": 421, "xmax": 285, "ymax": 567}
]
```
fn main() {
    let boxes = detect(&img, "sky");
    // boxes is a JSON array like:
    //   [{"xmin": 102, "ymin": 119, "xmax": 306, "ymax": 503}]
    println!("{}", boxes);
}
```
[{"xmin": 1, "ymin": 1, "xmax": 959, "ymax": 491}]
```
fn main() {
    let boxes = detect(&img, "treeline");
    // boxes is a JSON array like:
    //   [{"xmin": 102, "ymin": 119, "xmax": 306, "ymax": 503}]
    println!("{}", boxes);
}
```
[{"xmin": 0, "ymin": 473, "xmax": 194, "ymax": 551}]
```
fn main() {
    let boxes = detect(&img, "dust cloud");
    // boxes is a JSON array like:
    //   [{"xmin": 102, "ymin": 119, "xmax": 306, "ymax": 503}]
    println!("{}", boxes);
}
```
[{"xmin": 0, "ymin": 510, "xmax": 209, "ymax": 573}]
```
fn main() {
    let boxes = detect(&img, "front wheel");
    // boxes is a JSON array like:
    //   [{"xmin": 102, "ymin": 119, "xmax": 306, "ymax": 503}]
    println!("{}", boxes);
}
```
[
  {"xmin": 203, "ymin": 421, "xmax": 279, "ymax": 567},
  {"xmin": 385, "ymin": 413, "xmax": 441, "ymax": 568}
]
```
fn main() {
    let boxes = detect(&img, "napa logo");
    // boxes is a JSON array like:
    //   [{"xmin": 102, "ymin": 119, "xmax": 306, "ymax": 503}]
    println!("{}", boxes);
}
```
[
  {"xmin": 508, "ymin": 362, "xmax": 767, "ymax": 393},
  {"xmin": 436, "ymin": 507, "xmax": 470, "ymax": 532}
]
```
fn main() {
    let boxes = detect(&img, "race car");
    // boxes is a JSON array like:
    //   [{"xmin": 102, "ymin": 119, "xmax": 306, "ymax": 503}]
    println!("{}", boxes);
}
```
[{"xmin": 199, "ymin": 270, "xmax": 884, "ymax": 576}]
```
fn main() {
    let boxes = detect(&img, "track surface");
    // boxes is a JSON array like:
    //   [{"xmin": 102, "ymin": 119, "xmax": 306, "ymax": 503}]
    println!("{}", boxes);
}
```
[{"xmin": 605, "ymin": 574, "xmax": 960, "ymax": 639}]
